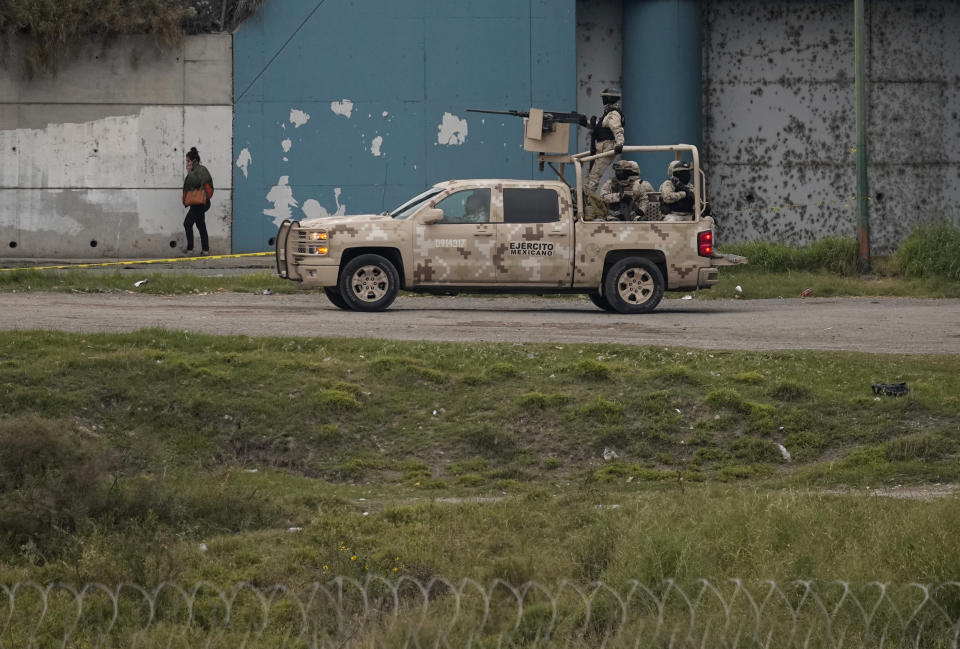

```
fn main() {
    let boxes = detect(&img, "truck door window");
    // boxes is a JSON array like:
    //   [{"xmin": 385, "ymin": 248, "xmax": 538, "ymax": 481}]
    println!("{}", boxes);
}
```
[
  {"xmin": 503, "ymin": 188, "xmax": 560, "ymax": 223},
  {"xmin": 434, "ymin": 189, "xmax": 491, "ymax": 224}
]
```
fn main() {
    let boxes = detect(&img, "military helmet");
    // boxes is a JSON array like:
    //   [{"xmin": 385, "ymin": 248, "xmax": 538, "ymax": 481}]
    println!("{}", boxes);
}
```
[
  {"xmin": 613, "ymin": 160, "xmax": 639, "ymax": 176},
  {"xmin": 668, "ymin": 160, "xmax": 692, "ymax": 176},
  {"xmin": 600, "ymin": 88, "xmax": 621, "ymax": 105}
]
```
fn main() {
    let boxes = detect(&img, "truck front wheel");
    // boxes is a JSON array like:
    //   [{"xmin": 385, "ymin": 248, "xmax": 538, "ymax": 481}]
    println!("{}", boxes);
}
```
[
  {"xmin": 587, "ymin": 290, "xmax": 617, "ymax": 312},
  {"xmin": 603, "ymin": 257, "xmax": 664, "ymax": 314},
  {"xmin": 323, "ymin": 286, "xmax": 350, "ymax": 310},
  {"xmin": 338, "ymin": 254, "xmax": 400, "ymax": 311}
]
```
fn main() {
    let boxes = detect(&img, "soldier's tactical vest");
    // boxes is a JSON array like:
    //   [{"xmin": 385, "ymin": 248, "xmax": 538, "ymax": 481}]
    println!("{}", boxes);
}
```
[
  {"xmin": 661, "ymin": 182, "xmax": 695, "ymax": 214},
  {"xmin": 595, "ymin": 107, "xmax": 623, "ymax": 142}
]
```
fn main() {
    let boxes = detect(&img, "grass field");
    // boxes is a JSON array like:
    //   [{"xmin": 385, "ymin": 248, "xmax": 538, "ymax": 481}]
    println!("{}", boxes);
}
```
[
  {"xmin": 1, "ymin": 330, "xmax": 958, "ymax": 645},
  {"xmin": 2, "ymin": 330, "xmax": 958, "ymax": 582}
]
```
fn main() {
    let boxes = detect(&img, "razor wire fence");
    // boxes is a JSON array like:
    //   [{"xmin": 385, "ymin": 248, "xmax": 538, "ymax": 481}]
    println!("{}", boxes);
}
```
[{"xmin": 1, "ymin": 578, "xmax": 958, "ymax": 649}]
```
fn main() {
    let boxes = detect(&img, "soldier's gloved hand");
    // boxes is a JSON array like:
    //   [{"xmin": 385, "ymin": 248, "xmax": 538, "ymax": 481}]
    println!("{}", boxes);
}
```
[
  {"xmin": 672, "ymin": 179, "xmax": 684, "ymax": 192},
  {"xmin": 683, "ymin": 188, "xmax": 694, "ymax": 200},
  {"xmin": 614, "ymin": 144, "xmax": 623, "ymax": 154}
]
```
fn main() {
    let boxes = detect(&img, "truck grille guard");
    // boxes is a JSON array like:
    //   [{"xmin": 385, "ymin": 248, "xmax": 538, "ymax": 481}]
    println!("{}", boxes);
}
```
[{"xmin": 275, "ymin": 219, "xmax": 299, "ymax": 279}]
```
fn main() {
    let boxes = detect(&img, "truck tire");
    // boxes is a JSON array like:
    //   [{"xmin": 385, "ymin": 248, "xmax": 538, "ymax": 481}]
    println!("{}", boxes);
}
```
[
  {"xmin": 603, "ymin": 257, "xmax": 664, "ymax": 314},
  {"xmin": 338, "ymin": 254, "xmax": 400, "ymax": 311},
  {"xmin": 323, "ymin": 286, "xmax": 350, "ymax": 310},
  {"xmin": 587, "ymin": 290, "xmax": 617, "ymax": 312}
]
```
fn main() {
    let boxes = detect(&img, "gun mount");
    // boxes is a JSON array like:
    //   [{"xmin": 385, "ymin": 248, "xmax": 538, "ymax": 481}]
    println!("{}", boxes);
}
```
[{"xmin": 467, "ymin": 107, "xmax": 595, "ymax": 155}]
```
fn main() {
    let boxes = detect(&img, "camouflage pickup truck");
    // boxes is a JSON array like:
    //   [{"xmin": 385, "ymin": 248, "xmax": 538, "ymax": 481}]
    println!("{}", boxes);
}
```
[{"xmin": 275, "ymin": 143, "xmax": 745, "ymax": 313}]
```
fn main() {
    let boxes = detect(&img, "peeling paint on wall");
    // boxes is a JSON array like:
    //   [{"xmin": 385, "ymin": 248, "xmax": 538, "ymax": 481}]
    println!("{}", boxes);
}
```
[
  {"xmin": 289, "ymin": 109, "xmax": 311, "ymax": 128},
  {"xmin": 264, "ymin": 176, "xmax": 299, "ymax": 227},
  {"xmin": 302, "ymin": 188, "xmax": 347, "ymax": 219},
  {"xmin": 281, "ymin": 138, "xmax": 292, "ymax": 153},
  {"xmin": 330, "ymin": 100, "xmax": 354, "ymax": 119},
  {"xmin": 437, "ymin": 112, "xmax": 468, "ymax": 146},
  {"xmin": 370, "ymin": 135, "xmax": 384, "ymax": 157},
  {"xmin": 236, "ymin": 148, "xmax": 252, "ymax": 177}
]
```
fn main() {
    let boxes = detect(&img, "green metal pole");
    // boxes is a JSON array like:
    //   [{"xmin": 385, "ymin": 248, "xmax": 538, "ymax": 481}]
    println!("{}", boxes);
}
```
[{"xmin": 855, "ymin": 0, "xmax": 871, "ymax": 272}]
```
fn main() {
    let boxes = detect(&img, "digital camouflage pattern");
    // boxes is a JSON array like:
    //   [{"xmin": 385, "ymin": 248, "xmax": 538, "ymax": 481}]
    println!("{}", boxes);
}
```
[
  {"xmin": 277, "ymin": 174, "xmax": 741, "ymax": 293},
  {"xmin": 600, "ymin": 176, "xmax": 656, "ymax": 220}
]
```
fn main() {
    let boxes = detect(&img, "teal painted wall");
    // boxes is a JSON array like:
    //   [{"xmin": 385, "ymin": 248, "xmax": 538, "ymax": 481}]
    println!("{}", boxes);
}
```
[
  {"xmin": 622, "ymin": 0, "xmax": 702, "ymax": 178},
  {"xmin": 233, "ymin": 0, "xmax": 577, "ymax": 252}
]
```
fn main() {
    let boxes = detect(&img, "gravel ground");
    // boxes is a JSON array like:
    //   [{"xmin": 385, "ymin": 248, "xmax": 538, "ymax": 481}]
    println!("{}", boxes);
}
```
[{"xmin": 1, "ymin": 292, "xmax": 958, "ymax": 354}]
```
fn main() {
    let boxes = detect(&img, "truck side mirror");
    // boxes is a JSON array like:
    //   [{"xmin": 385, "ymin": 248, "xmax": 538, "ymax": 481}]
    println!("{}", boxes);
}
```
[{"xmin": 417, "ymin": 208, "xmax": 444, "ymax": 225}]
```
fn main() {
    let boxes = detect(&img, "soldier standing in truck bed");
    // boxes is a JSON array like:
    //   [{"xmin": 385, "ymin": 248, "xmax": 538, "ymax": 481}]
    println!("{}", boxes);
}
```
[{"xmin": 584, "ymin": 88, "xmax": 625, "ymax": 192}]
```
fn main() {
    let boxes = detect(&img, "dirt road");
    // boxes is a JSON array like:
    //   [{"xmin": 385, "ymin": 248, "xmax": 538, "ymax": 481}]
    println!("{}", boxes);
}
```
[{"xmin": 1, "ymin": 292, "xmax": 958, "ymax": 353}]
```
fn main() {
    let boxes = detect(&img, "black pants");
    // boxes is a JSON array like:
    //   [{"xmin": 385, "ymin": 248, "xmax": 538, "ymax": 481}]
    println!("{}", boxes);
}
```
[{"xmin": 184, "ymin": 202, "xmax": 210, "ymax": 252}]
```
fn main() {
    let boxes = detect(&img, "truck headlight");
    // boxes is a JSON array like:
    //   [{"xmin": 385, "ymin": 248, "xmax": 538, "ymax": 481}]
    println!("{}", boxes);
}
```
[
  {"xmin": 307, "ymin": 231, "xmax": 328, "ymax": 241},
  {"xmin": 309, "ymin": 246, "xmax": 328, "ymax": 255}
]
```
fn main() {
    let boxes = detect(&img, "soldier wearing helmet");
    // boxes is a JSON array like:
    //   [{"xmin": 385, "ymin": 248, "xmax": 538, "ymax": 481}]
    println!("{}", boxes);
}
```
[
  {"xmin": 659, "ymin": 160, "xmax": 696, "ymax": 221},
  {"xmin": 599, "ymin": 160, "xmax": 655, "ymax": 221},
  {"xmin": 584, "ymin": 88, "xmax": 625, "ymax": 193}
]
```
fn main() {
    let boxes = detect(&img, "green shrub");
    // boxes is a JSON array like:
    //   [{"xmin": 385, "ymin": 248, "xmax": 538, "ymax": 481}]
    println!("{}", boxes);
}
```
[
  {"xmin": 0, "ymin": 416, "xmax": 105, "ymax": 552},
  {"xmin": 883, "ymin": 434, "xmax": 952, "ymax": 462},
  {"xmin": 457, "ymin": 473, "xmax": 486, "ymax": 487},
  {"xmin": 487, "ymin": 362, "xmax": 521, "ymax": 379},
  {"xmin": 370, "ymin": 356, "xmax": 445, "ymax": 384},
  {"xmin": 769, "ymin": 381, "xmax": 813, "ymax": 402},
  {"xmin": 561, "ymin": 359, "xmax": 612, "ymax": 380},
  {"xmin": 463, "ymin": 425, "xmax": 517, "ymax": 457},
  {"xmin": 705, "ymin": 388, "xmax": 751, "ymax": 414},
  {"xmin": 654, "ymin": 365, "xmax": 700, "ymax": 385},
  {"xmin": 448, "ymin": 457, "xmax": 489, "ymax": 475},
  {"xmin": 721, "ymin": 237, "xmax": 858, "ymax": 274},
  {"xmin": 783, "ymin": 431, "xmax": 827, "ymax": 461},
  {"xmin": 733, "ymin": 371, "xmax": 766, "ymax": 384},
  {"xmin": 691, "ymin": 447, "xmax": 732, "ymax": 466},
  {"xmin": 893, "ymin": 221, "xmax": 960, "ymax": 280},
  {"xmin": 316, "ymin": 389, "xmax": 361, "ymax": 411},
  {"xmin": 577, "ymin": 398, "xmax": 624, "ymax": 423},
  {"xmin": 731, "ymin": 437, "xmax": 783, "ymax": 463}
]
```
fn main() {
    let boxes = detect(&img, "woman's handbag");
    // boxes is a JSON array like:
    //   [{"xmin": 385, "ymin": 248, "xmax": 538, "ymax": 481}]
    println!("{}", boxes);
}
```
[{"xmin": 183, "ymin": 189, "xmax": 207, "ymax": 206}]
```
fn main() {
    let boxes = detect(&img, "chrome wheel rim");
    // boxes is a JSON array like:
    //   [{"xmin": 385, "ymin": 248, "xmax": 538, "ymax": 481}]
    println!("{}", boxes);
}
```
[
  {"xmin": 350, "ymin": 265, "xmax": 388, "ymax": 302},
  {"xmin": 616, "ymin": 267, "xmax": 654, "ymax": 304}
]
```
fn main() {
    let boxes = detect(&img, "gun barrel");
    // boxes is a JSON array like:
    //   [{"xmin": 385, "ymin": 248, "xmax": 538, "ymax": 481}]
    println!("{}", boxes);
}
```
[{"xmin": 466, "ymin": 109, "xmax": 528, "ymax": 117}]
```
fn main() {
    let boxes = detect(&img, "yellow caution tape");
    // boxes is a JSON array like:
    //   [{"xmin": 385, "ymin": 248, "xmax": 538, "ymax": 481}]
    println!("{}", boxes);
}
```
[{"xmin": 0, "ymin": 251, "xmax": 274, "ymax": 273}]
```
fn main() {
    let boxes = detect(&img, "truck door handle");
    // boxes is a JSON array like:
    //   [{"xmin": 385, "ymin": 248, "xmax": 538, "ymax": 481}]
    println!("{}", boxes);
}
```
[
  {"xmin": 548, "ymin": 229, "xmax": 567, "ymax": 237},
  {"xmin": 475, "ymin": 227, "xmax": 494, "ymax": 236}
]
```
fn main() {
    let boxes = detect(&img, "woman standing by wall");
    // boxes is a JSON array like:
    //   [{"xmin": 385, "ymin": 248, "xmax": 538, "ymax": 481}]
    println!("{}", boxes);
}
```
[{"xmin": 182, "ymin": 147, "xmax": 214, "ymax": 255}]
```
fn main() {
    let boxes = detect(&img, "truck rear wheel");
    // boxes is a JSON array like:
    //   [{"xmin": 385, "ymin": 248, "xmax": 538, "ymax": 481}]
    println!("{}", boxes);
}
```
[
  {"xmin": 323, "ymin": 286, "xmax": 350, "ymax": 310},
  {"xmin": 338, "ymin": 254, "xmax": 400, "ymax": 311},
  {"xmin": 587, "ymin": 290, "xmax": 617, "ymax": 312},
  {"xmin": 603, "ymin": 257, "xmax": 664, "ymax": 314}
]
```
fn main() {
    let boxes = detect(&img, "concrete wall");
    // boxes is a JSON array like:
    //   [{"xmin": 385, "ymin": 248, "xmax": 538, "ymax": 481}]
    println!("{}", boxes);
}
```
[
  {"xmin": 232, "ymin": 0, "xmax": 577, "ymax": 253},
  {"xmin": 0, "ymin": 35, "xmax": 233, "ymax": 258},
  {"xmin": 703, "ymin": 0, "xmax": 960, "ymax": 251},
  {"xmin": 576, "ymin": 0, "xmax": 622, "ymax": 154}
]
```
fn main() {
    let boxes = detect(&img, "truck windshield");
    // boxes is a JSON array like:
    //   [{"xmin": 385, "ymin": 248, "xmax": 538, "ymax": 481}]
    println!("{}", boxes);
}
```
[{"xmin": 390, "ymin": 188, "xmax": 443, "ymax": 220}]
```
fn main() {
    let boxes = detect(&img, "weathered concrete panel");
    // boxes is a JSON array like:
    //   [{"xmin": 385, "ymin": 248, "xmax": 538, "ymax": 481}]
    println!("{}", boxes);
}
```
[
  {"xmin": 1, "ymin": 188, "xmax": 230, "ymax": 257},
  {"xmin": 1, "ymin": 35, "xmax": 233, "ymax": 258},
  {"xmin": 704, "ymin": 0, "xmax": 960, "ymax": 251},
  {"xmin": 19, "ymin": 39, "xmax": 186, "ymax": 105},
  {"xmin": 576, "ymin": 0, "xmax": 622, "ymax": 153}
]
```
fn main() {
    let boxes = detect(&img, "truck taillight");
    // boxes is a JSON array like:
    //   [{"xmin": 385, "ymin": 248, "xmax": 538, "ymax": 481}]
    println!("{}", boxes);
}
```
[{"xmin": 698, "ymin": 231, "xmax": 713, "ymax": 257}]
